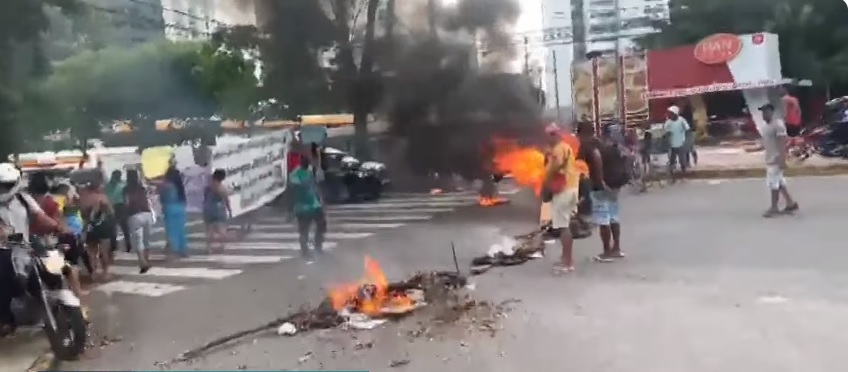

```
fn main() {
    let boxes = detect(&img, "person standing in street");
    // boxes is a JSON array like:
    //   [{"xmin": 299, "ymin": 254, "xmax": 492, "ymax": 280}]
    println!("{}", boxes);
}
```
[
  {"xmin": 124, "ymin": 170, "xmax": 154, "ymax": 273},
  {"xmin": 105, "ymin": 170, "xmax": 132, "ymax": 253},
  {"xmin": 203, "ymin": 169, "xmax": 232, "ymax": 254},
  {"xmin": 158, "ymin": 164, "xmax": 189, "ymax": 258},
  {"xmin": 664, "ymin": 105, "xmax": 690, "ymax": 182},
  {"xmin": 781, "ymin": 86, "xmax": 802, "ymax": 137},
  {"xmin": 80, "ymin": 182, "xmax": 116, "ymax": 281},
  {"xmin": 290, "ymin": 155, "xmax": 327, "ymax": 260},
  {"xmin": 586, "ymin": 124, "xmax": 631, "ymax": 262},
  {"xmin": 758, "ymin": 104, "xmax": 800, "ymax": 217},
  {"xmin": 543, "ymin": 124, "xmax": 580, "ymax": 274}
]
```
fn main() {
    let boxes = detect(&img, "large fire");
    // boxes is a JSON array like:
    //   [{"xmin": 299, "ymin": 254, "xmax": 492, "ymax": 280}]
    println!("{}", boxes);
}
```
[
  {"xmin": 328, "ymin": 256, "xmax": 416, "ymax": 317},
  {"xmin": 492, "ymin": 134, "xmax": 588, "ymax": 194}
]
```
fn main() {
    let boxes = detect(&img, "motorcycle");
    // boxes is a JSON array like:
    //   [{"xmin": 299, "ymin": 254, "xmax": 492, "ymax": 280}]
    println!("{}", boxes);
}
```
[
  {"xmin": 8, "ymin": 233, "xmax": 87, "ymax": 361},
  {"xmin": 787, "ymin": 125, "xmax": 829, "ymax": 161}
]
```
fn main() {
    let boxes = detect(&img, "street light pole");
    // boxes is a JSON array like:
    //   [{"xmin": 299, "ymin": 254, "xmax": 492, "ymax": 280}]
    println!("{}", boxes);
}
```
[
  {"xmin": 552, "ymin": 50, "xmax": 561, "ymax": 121},
  {"xmin": 613, "ymin": 0, "xmax": 624, "ymax": 123}
]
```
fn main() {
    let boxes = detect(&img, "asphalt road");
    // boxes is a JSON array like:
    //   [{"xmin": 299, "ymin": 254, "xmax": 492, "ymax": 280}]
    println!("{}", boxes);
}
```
[{"xmin": 61, "ymin": 175, "xmax": 848, "ymax": 372}]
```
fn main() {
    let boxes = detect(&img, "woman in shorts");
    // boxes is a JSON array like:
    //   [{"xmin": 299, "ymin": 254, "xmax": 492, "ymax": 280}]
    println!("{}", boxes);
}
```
[
  {"xmin": 203, "ymin": 169, "xmax": 232, "ymax": 253},
  {"xmin": 80, "ymin": 182, "xmax": 115, "ymax": 281}
]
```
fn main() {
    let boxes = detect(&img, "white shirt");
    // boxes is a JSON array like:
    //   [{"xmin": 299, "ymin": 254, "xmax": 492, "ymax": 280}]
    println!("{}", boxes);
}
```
[{"xmin": 0, "ymin": 192, "xmax": 43, "ymax": 246}]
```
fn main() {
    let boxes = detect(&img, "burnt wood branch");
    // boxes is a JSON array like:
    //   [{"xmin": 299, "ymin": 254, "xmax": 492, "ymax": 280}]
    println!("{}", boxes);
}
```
[
  {"xmin": 175, "ymin": 300, "xmax": 343, "ymax": 362},
  {"xmin": 386, "ymin": 271, "xmax": 467, "ymax": 293},
  {"xmin": 470, "ymin": 229, "xmax": 546, "ymax": 269}
]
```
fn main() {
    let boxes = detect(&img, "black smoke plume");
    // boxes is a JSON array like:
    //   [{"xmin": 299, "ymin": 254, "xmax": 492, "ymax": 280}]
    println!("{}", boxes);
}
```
[{"xmin": 384, "ymin": 0, "xmax": 545, "ymax": 186}]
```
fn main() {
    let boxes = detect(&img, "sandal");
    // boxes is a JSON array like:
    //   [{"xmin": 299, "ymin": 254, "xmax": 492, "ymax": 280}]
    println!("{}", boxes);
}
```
[
  {"xmin": 592, "ymin": 255, "xmax": 614, "ymax": 263},
  {"xmin": 553, "ymin": 265, "xmax": 575, "ymax": 275},
  {"xmin": 762, "ymin": 209, "xmax": 781, "ymax": 218},
  {"xmin": 782, "ymin": 203, "xmax": 799, "ymax": 214},
  {"xmin": 609, "ymin": 251, "xmax": 626, "ymax": 259}
]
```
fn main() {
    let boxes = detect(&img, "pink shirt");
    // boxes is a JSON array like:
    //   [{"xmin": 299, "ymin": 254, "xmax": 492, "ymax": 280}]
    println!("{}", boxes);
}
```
[{"xmin": 782, "ymin": 95, "xmax": 801, "ymax": 127}]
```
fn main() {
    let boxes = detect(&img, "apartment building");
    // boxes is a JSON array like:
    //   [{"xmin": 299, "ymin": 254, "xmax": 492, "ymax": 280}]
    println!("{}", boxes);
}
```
[
  {"xmin": 161, "ymin": 0, "xmax": 254, "ymax": 41},
  {"xmin": 582, "ymin": 0, "xmax": 669, "ymax": 55},
  {"xmin": 94, "ymin": 0, "xmax": 167, "ymax": 45}
]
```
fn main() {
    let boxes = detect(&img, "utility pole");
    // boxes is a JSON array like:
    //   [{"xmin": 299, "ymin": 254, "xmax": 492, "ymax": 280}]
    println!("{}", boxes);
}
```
[
  {"xmin": 385, "ymin": 0, "xmax": 396, "ymax": 39},
  {"xmin": 552, "ymin": 50, "xmax": 561, "ymax": 121},
  {"xmin": 613, "ymin": 0, "xmax": 624, "ymax": 123},
  {"xmin": 427, "ymin": 0, "xmax": 437, "ymax": 39}
]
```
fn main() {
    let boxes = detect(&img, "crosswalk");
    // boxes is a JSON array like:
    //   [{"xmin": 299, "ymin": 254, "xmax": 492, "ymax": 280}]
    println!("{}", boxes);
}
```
[{"xmin": 91, "ymin": 188, "xmax": 519, "ymax": 297}]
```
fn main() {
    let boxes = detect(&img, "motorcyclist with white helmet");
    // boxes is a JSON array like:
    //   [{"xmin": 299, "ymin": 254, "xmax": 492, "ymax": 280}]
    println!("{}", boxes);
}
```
[{"xmin": 0, "ymin": 162, "xmax": 66, "ymax": 336}]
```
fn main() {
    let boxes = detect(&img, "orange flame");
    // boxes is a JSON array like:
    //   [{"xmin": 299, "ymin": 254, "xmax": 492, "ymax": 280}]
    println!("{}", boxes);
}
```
[
  {"xmin": 327, "ymin": 256, "xmax": 414, "ymax": 317},
  {"xmin": 478, "ymin": 196, "xmax": 508, "ymax": 207},
  {"xmin": 492, "ymin": 134, "xmax": 588, "ymax": 195}
]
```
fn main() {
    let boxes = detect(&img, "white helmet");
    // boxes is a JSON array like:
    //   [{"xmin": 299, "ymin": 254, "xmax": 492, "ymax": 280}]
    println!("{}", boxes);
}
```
[{"xmin": 0, "ymin": 162, "xmax": 22, "ymax": 203}]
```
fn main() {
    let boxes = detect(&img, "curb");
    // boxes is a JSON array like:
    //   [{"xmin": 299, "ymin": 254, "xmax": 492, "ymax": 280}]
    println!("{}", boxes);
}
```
[
  {"xmin": 27, "ymin": 351, "xmax": 57, "ymax": 372},
  {"xmin": 686, "ymin": 164, "xmax": 848, "ymax": 179}
]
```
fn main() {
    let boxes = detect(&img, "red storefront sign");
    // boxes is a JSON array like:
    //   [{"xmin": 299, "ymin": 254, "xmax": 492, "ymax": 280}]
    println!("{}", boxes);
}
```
[{"xmin": 694, "ymin": 33, "xmax": 742, "ymax": 65}]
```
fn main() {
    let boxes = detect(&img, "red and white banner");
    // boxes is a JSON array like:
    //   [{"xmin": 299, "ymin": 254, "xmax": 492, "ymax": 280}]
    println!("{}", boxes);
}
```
[
  {"xmin": 647, "ymin": 32, "xmax": 783, "ymax": 99},
  {"xmin": 646, "ymin": 32, "xmax": 784, "ymax": 126}
]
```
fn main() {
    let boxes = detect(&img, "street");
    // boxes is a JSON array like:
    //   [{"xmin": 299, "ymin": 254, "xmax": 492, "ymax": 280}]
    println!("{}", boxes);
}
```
[{"xmin": 59, "ymin": 175, "xmax": 848, "ymax": 371}]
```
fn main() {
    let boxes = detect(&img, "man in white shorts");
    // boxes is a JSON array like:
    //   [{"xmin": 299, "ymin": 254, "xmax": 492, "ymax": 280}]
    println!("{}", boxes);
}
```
[
  {"xmin": 758, "ymin": 103, "xmax": 799, "ymax": 217},
  {"xmin": 543, "ymin": 124, "xmax": 580, "ymax": 273}
]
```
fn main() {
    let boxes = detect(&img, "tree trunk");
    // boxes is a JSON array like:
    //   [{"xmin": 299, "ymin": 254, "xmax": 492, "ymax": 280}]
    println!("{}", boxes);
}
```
[
  {"xmin": 427, "ymin": 0, "xmax": 437, "ymax": 38},
  {"xmin": 385, "ymin": 0, "xmax": 396, "ymax": 39},
  {"xmin": 352, "ymin": 0, "xmax": 380, "ymax": 159}
]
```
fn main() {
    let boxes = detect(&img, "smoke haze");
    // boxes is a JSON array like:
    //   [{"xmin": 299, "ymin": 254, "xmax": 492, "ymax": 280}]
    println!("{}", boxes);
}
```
[{"xmin": 384, "ymin": 0, "xmax": 544, "ymax": 180}]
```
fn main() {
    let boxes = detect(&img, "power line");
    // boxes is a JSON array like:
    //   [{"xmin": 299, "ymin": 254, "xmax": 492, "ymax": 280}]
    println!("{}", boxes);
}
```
[{"xmin": 76, "ymin": 0, "xmax": 226, "ymax": 39}]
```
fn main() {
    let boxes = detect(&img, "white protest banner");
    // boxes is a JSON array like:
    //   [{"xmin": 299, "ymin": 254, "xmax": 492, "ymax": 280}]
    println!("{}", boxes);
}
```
[
  {"xmin": 211, "ymin": 129, "xmax": 292, "ymax": 217},
  {"xmin": 181, "ymin": 165, "xmax": 209, "ymax": 213}
]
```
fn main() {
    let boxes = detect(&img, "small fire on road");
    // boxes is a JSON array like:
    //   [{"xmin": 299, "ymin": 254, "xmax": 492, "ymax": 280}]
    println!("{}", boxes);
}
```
[
  {"xmin": 328, "ymin": 256, "xmax": 422, "ymax": 317},
  {"xmin": 478, "ymin": 196, "xmax": 508, "ymax": 207}
]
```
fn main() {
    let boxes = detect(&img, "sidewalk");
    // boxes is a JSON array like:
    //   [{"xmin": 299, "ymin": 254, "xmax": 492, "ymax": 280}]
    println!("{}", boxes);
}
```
[
  {"xmin": 687, "ymin": 146, "xmax": 848, "ymax": 179},
  {"xmin": 0, "ymin": 328, "xmax": 54, "ymax": 372}
]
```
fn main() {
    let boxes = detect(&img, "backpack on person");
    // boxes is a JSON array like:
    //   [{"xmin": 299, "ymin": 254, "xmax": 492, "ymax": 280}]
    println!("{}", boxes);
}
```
[
  {"xmin": 600, "ymin": 142, "xmax": 630, "ymax": 189},
  {"xmin": 14, "ymin": 193, "xmax": 33, "ymax": 224}
]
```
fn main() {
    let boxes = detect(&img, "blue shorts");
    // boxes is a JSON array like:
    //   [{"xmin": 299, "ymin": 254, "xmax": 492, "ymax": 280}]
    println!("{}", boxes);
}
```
[{"xmin": 590, "ymin": 190, "xmax": 620, "ymax": 225}]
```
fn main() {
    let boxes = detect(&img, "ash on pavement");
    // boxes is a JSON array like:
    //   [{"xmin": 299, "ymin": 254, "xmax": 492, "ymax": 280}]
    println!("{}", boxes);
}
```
[{"xmin": 67, "ymin": 176, "xmax": 848, "ymax": 372}]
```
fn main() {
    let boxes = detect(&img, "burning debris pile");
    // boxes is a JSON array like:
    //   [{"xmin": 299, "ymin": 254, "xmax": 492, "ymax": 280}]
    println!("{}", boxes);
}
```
[
  {"xmin": 470, "ymin": 230, "xmax": 546, "ymax": 275},
  {"xmin": 273, "ymin": 257, "xmax": 469, "ymax": 334},
  {"xmin": 175, "ymin": 257, "xmax": 470, "ymax": 362},
  {"xmin": 327, "ymin": 257, "xmax": 466, "ymax": 324}
]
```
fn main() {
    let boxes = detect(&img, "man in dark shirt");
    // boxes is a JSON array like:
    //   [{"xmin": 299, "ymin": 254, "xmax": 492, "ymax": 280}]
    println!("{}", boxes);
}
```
[{"xmin": 576, "ymin": 121, "xmax": 628, "ymax": 262}]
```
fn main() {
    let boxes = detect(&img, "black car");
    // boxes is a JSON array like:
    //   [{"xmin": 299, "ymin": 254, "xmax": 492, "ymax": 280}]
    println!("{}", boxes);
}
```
[{"xmin": 321, "ymin": 147, "xmax": 389, "ymax": 203}]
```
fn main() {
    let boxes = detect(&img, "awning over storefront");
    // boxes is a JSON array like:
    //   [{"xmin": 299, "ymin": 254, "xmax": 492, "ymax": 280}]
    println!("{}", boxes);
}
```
[{"xmin": 647, "ymin": 32, "xmax": 783, "ymax": 99}]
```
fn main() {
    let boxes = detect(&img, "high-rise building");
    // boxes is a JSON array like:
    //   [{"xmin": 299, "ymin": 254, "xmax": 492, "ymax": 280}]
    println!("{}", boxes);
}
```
[
  {"xmin": 160, "ymin": 0, "xmax": 215, "ymax": 40},
  {"xmin": 97, "ymin": 0, "xmax": 167, "ymax": 45},
  {"xmin": 582, "ymin": 0, "xmax": 669, "ymax": 55},
  {"xmin": 161, "ymin": 0, "xmax": 255, "ymax": 41}
]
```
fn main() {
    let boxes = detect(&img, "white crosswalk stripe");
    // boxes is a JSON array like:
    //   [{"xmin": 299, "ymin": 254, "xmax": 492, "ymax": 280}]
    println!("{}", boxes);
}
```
[
  {"xmin": 245, "ymin": 223, "xmax": 406, "ymax": 230},
  {"xmin": 91, "ymin": 189, "xmax": 515, "ymax": 297},
  {"xmin": 146, "ymin": 241, "xmax": 340, "ymax": 251}
]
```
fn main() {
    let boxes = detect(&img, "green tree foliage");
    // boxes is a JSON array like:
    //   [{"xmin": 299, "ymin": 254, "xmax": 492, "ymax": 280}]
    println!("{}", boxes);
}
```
[
  {"xmin": 0, "ymin": 0, "xmax": 79, "ymax": 159},
  {"xmin": 226, "ymin": 0, "xmax": 340, "ymax": 119},
  {"xmin": 225, "ymin": 0, "xmax": 382, "ymax": 158},
  {"xmin": 21, "ymin": 40, "xmax": 258, "ymax": 144},
  {"xmin": 640, "ymin": 0, "xmax": 848, "ymax": 90}
]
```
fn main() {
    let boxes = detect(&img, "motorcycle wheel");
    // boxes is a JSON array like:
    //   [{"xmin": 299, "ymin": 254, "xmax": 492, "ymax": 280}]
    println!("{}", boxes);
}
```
[{"xmin": 44, "ymin": 304, "xmax": 87, "ymax": 361}]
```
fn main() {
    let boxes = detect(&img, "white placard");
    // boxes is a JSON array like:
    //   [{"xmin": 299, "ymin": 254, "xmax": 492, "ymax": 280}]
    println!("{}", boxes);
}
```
[{"xmin": 210, "ymin": 130, "xmax": 292, "ymax": 217}]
